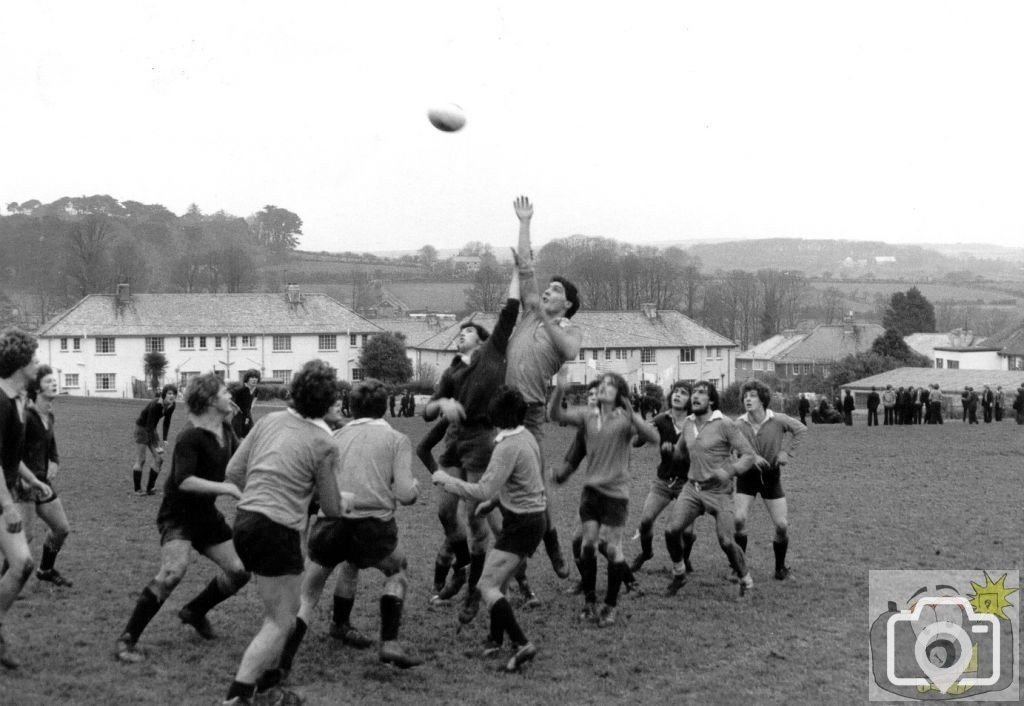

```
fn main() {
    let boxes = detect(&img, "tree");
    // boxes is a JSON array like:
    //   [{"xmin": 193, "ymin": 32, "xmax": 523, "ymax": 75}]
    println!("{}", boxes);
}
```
[
  {"xmin": 870, "ymin": 328, "xmax": 933, "ymax": 366},
  {"xmin": 418, "ymin": 245, "xmax": 439, "ymax": 272},
  {"xmin": 358, "ymin": 332, "xmax": 413, "ymax": 384},
  {"xmin": 144, "ymin": 351, "xmax": 169, "ymax": 392},
  {"xmin": 819, "ymin": 287, "xmax": 844, "ymax": 324},
  {"xmin": 64, "ymin": 215, "xmax": 115, "ymax": 296},
  {"xmin": 464, "ymin": 262, "xmax": 506, "ymax": 313},
  {"xmin": 249, "ymin": 205, "xmax": 302, "ymax": 251},
  {"xmin": 882, "ymin": 286, "xmax": 936, "ymax": 337}
]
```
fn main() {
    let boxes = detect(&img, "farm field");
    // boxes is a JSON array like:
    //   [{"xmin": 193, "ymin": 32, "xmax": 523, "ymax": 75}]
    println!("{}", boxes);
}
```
[
  {"xmin": 808, "ymin": 281, "xmax": 1021, "ymax": 306},
  {"xmin": 0, "ymin": 397, "xmax": 1020, "ymax": 705}
]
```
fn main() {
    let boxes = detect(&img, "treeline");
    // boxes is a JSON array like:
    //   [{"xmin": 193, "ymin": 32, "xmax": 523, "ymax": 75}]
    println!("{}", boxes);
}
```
[{"xmin": 1, "ymin": 196, "xmax": 303, "ymax": 326}]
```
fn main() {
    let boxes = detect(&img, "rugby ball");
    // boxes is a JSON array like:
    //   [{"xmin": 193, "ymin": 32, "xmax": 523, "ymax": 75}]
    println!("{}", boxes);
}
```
[{"xmin": 427, "ymin": 103, "xmax": 466, "ymax": 132}]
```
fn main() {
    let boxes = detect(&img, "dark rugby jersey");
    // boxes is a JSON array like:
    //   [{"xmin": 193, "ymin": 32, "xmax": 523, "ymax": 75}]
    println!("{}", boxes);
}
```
[
  {"xmin": 0, "ymin": 387, "xmax": 26, "ymax": 489},
  {"xmin": 650, "ymin": 412, "xmax": 689, "ymax": 482},
  {"xmin": 157, "ymin": 421, "xmax": 237, "ymax": 525},
  {"xmin": 136, "ymin": 398, "xmax": 175, "ymax": 441},
  {"xmin": 22, "ymin": 406, "xmax": 58, "ymax": 481}
]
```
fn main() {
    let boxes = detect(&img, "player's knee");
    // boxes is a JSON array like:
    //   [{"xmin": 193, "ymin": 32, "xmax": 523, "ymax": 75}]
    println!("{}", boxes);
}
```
[
  {"xmin": 158, "ymin": 563, "xmax": 187, "ymax": 591},
  {"xmin": 14, "ymin": 555, "xmax": 35, "ymax": 583},
  {"xmin": 734, "ymin": 516, "xmax": 747, "ymax": 533},
  {"xmin": 775, "ymin": 521, "xmax": 788, "ymax": 538},
  {"xmin": 51, "ymin": 525, "xmax": 70, "ymax": 545},
  {"xmin": 580, "ymin": 542, "xmax": 597, "ymax": 561}
]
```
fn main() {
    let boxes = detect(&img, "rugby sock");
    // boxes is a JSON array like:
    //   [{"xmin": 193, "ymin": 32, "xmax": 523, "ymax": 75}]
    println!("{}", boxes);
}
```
[
  {"xmin": 597, "ymin": 539, "xmax": 609, "ymax": 560},
  {"xmin": 226, "ymin": 681, "xmax": 256, "ymax": 702},
  {"xmin": 543, "ymin": 527, "xmax": 564, "ymax": 563},
  {"xmin": 682, "ymin": 531, "xmax": 695, "ymax": 570},
  {"xmin": 380, "ymin": 595, "xmax": 403, "ymax": 642},
  {"xmin": 490, "ymin": 598, "xmax": 526, "ymax": 646},
  {"xmin": 640, "ymin": 530, "xmax": 653, "ymax": 560},
  {"xmin": 183, "ymin": 577, "xmax": 232, "ymax": 616},
  {"xmin": 333, "ymin": 596, "xmax": 355, "ymax": 627},
  {"xmin": 572, "ymin": 535, "xmax": 583, "ymax": 576},
  {"xmin": 123, "ymin": 586, "xmax": 163, "ymax": 643},
  {"xmin": 278, "ymin": 618, "xmax": 307, "ymax": 674},
  {"xmin": 725, "ymin": 543, "xmax": 747, "ymax": 579},
  {"xmin": 773, "ymin": 537, "xmax": 789, "ymax": 572},
  {"xmin": 40, "ymin": 544, "xmax": 57, "ymax": 573},
  {"xmin": 132, "ymin": 469, "xmax": 142, "ymax": 492},
  {"xmin": 605, "ymin": 562, "xmax": 625, "ymax": 608},
  {"xmin": 621, "ymin": 562, "xmax": 636, "ymax": 586},
  {"xmin": 664, "ymin": 530, "xmax": 683, "ymax": 564},
  {"xmin": 146, "ymin": 470, "xmax": 159, "ymax": 493},
  {"xmin": 735, "ymin": 533, "xmax": 748, "ymax": 553},
  {"xmin": 580, "ymin": 546, "xmax": 598, "ymax": 603},
  {"xmin": 433, "ymin": 560, "xmax": 452, "ymax": 592},
  {"xmin": 451, "ymin": 538, "xmax": 471, "ymax": 569},
  {"xmin": 256, "ymin": 669, "xmax": 282, "ymax": 693},
  {"xmin": 467, "ymin": 553, "xmax": 486, "ymax": 591},
  {"xmin": 488, "ymin": 602, "xmax": 505, "ymax": 645}
]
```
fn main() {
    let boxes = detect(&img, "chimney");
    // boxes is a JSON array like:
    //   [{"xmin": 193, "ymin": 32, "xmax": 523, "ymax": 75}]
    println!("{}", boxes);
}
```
[
  {"xmin": 285, "ymin": 283, "xmax": 301, "ymax": 304},
  {"xmin": 641, "ymin": 302, "xmax": 657, "ymax": 320},
  {"xmin": 115, "ymin": 283, "xmax": 131, "ymax": 306},
  {"xmin": 426, "ymin": 314, "xmax": 439, "ymax": 330}
]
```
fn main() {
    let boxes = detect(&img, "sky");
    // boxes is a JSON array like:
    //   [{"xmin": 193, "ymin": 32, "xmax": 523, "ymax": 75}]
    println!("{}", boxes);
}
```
[{"xmin": 3, "ymin": 2, "xmax": 1024, "ymax": 255}]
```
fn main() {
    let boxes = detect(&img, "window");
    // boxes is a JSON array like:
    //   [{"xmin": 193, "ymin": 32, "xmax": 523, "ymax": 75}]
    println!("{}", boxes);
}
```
[
  {"xmin": 680, "ymin": 348, "xmax": 695, "ymax": 363},
  {"xmin": 95, "ymin": 373, "xmax": 116, "ymax": 391},
  {"xmin": 64, "ymin": 373, "xmax": 79, "ymax": 388},
  {"xmin": 73, "ymin": 337, "xmax": 81, "ymax": 351},
  {"xmin": 180, "ymin": 371, "xmax": 200, "ymax": 386},
  {"xmin": 198, "ymin": 336, "xmax": 208, "ymax": 350},
  {"xmin": 578, "ymin": 349, "xmax": 585, "ymax": 361},
  {"xmin": 714, "ymin": 347, "xmax": 722, "ymax": 360},
  {"xmin": 95, "ymin": 337, "xmax": 116, "ymax": 354},
  {"xmin": 272, "ymin": 369, "xmax": 292, "ymax": 382},
  {"xmin": 947, "ymin": 360, "xmax": 959, "ymax": 370},
  {"xmin": 241, "ymin": 335, "xmax": 256, "ymax": 349},
  {"xmin": 229, "ymin": 335, "xmax": 238, "ymax": 348},
  {"xmin": 319, "ymin": 334, "xmax": 338, "ymax": 352},
  {"xmin": 615, "ymin": 349, "xmax": 627, "ymax": 360},
  {"xmin": 351, "ymin": 368, "xmax": 365, "ymax": 381},
  {"xmin": 272, "ymin": 335, "xmax": 291, "ymax": 352},
  {"xmin": 214, "ymin": 336, "xmax": 223, "ymax": 349},
  {"xmin": 640, "ymin": 348, "xmax": 655, "ymax": 363},
  {"xmin": 145, "ymin": 337, "xmax": 164, "ymax": 353},
  {"xmin": 767, "ymin": 362, "xmax": 776, "ymax": 372},
  {"xmin": 60, "ymin": 338, "xmax": 68, "ymax": 352},
  {"xmin": 591, "ymin": 350, "xmax": 598, "ymax": 360},
  {"xmin": 180, "ymin": 336, "xmax": 195, "ymax": 350},
  {"xmin": 362, "ymin": 334, "xmax": 369, "ymax": 346},
  {"xmin": 350, "ymin": 333, "xmax": 358, "ymax": 346},
  {"xmin": 605, "ymin": 349, "xmax": 611, "ymax": 360},
  {"xmin": 935, "ymin": 358, "xmax": 943, "ymax": 368},
  {"xmin": 753, "ymin": 360, "xmax": 764, "ymax": 371}
]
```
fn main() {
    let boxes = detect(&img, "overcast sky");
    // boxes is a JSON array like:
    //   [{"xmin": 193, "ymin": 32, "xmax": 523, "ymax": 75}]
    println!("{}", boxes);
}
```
[{"xmin": 3, "ymin": 2, "xmax": 1023, "ymax": 254}]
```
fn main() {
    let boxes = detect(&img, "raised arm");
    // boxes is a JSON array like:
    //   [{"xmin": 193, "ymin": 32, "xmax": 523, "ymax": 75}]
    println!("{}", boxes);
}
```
[{"xmin": 513, "ymin": 196, "xmax": 540, "ymax": 312}]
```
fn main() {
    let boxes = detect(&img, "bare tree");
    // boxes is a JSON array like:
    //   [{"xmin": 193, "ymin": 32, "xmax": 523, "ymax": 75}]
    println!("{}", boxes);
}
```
[{"xmin": 64, "ymin": 216, "xmax": 114, "ymax": 296}]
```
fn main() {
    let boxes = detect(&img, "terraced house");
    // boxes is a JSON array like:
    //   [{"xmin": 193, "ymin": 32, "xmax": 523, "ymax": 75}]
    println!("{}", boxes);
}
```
[{"xmin": 35, "ymin": 284, "xmax": 383, "ymax": 396}]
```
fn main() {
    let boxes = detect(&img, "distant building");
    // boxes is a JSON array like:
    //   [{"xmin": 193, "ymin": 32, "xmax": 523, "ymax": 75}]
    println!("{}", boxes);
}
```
[
  {"xmin": 35, "ymin": 284, "xmax": 383, "ymax": 397},
  {"xmin": 736, "ymin": 323, "xmax": 884, "ymax": 380},
  {"xmin": 412, "ymin": 304, "xmax": 738, "ymax": 391},
  {"xmin": 975, "ymin": 319, "xmax": 1024, "ymax": 371}
]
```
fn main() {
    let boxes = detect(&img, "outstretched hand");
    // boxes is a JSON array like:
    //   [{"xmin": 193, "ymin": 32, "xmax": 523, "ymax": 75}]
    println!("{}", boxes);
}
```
[{"xmin": 513, "ymin": 195, "xmax": 533, "ymax": 222}]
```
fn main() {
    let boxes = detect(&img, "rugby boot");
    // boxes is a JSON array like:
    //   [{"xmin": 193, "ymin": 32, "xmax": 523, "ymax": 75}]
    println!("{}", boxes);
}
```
[
  {"xmin": 431, "ymin": 566, "xmax": 467, "ymax": 603},
  {"xmin": 329, "ymin": 622, "xmax": 373, "ymax": 649},
  {"xmin": 36, "ymin": 568, "xmax": 73, "ymax": 587},
  {"xmin": 459, "ymin": 588, "xmax": 482, "ymax": 624},
  {"xmin": 738, "ymin": 573, "xmax": 754, "ymax": 597},
  {"xmin": 379, "ymin": 641, "xmax": 423, "ymax": 669},
  {"xmin": 664, "ymin": 573, "xmax": 688, "ymax": 597},
  {"xmin": 115, "ymin": 635, "xmax": 145, "ymax": 664},
  {"xmin": 596, "ymin": 605, "xmax": 618, "ymax": 628},
  {"xmin": 179, "ymin": 606, "xmax": 217, "ymax": 639},
  {"xmin": 774, "ymin": 566, "xmax": 791, "ymax": 581},
  {"xmin": 504, "ymin": 642, "xmax": 537, "ymax": 672}
]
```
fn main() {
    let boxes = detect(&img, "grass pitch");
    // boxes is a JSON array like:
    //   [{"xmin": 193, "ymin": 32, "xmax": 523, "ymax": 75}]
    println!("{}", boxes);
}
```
[{"xmin": 0, "ymin": 398, "xmax": 1019, "ymax": 705}]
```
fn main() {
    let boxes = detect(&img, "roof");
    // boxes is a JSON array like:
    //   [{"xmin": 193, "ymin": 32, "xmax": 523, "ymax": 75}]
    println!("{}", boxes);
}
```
[
  {"xmin": 845, "ymin": 367, "xmax": 1024, "ymax": 392},
  {"xmin": 37, "ymin": 293, "xmax": 383, "ymax": 337},
  {"xmin": 416, "ymin": 309, "xmax": 737, "ymax": 353},
  {"xmin": 371, "ymin": 317, "xmax": 442, "ymax": 347},
  {"xmin": 737, "ymin": 332, "xmax": 807, "ymax": 361},
  {"xmin": 774, "ymin": 324, "xmax": 885, "ymax": 364},
  {"xmin": 978, "ymin": 319, "xmax": 1024, "ymax": 356}
]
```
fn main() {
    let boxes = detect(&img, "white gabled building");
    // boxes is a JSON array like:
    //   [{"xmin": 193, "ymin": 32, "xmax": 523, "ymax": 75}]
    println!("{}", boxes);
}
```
[
  {"xmin": 35, "ymin": 285, "xmax": 384, "ymax": 397},
  {"xmin": 413, "ymin": 304, "xmax": 738, "ymax": 391}
]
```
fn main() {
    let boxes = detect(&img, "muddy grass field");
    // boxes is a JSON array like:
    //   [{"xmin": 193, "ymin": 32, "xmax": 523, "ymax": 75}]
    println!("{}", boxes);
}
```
[{"xmin": 1, "ymin": 398, "xmax": 1020, "ymax": 705}]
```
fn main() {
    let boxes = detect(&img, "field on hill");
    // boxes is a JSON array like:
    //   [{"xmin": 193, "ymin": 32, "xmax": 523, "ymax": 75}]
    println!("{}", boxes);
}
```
[
  {"xmin": 808, "ymin": 281, "xmax": 1020, "ymax": 306},
  {"xmin": 1, "ymin": 398, "xmax": 1020, "ymax": 705}
]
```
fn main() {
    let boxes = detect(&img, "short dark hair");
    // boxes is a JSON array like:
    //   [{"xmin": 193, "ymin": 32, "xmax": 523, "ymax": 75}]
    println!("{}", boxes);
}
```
[
  {"xmin": 160, "ymin": 383, "xmax": 179, "ymax": 399},
  {"xmin": 551, "ymin": 276, "xmax": 580, "ymax": 318},
  {"xmin": 488, "ymin": 385, "xmax": 527, "ymax": 429},
  {"xmin": 27, "ymin": 364, "xmax": 55, "ymax": 401},
  {"xmin": 693, "ymin": 381, "xmax": 719, "ymax": 410},
  {"xmin": 290, "ymin": 360, "xmax": 339, "ymax": 418},
  {"xmin": 185, "ymin": 373, "xmax": 225, "ymax": 415},
  {"xmin": 350, "ymin": 378, "xmax": 388, "ymax": 419},
  {"xmin": 460, "ymin": 322, "xmax": 490, "ymax": 342},
  {"xmin": 243, "ymin": 369, "xmax": 261, "ymax": 384},
  {"xmin": 0, "ymin": 329, "xmax": 38, "ymax": 379},
  {"xmin": 740, "ymin": 380, "xmax": 771, "ymax": 409}
]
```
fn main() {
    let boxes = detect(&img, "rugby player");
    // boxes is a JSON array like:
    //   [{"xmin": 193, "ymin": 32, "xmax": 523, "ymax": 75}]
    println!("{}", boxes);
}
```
[{"xmin": 131, "ymin": 384, "xmax": 178, "ymax": 495}]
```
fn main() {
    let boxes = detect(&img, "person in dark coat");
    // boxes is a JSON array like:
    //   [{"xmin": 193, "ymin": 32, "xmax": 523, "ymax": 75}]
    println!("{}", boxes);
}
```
[
  {"xmin": 842, "ymin": 389, "xmax": 855, "ymax": 426},
  {"xmin": 797, "ymin": 394, "xmax": 810, "ymax": 426},
  {"xmin": 866, "ymin": 387, "xmax": 880, "ymax": 426},
  {"xmin": 230, "ymin": 370, "xmax": 260, "ymax": 439}
]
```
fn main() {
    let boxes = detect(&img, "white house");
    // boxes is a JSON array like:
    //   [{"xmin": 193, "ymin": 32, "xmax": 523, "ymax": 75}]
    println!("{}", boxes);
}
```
[
  {"xmin": 412, "ymin": 304, "xmax": 738, "ymax": 391},
  {"xmin": 35, "ymin": 285, "xmax": 384, "ymax": 397}
]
